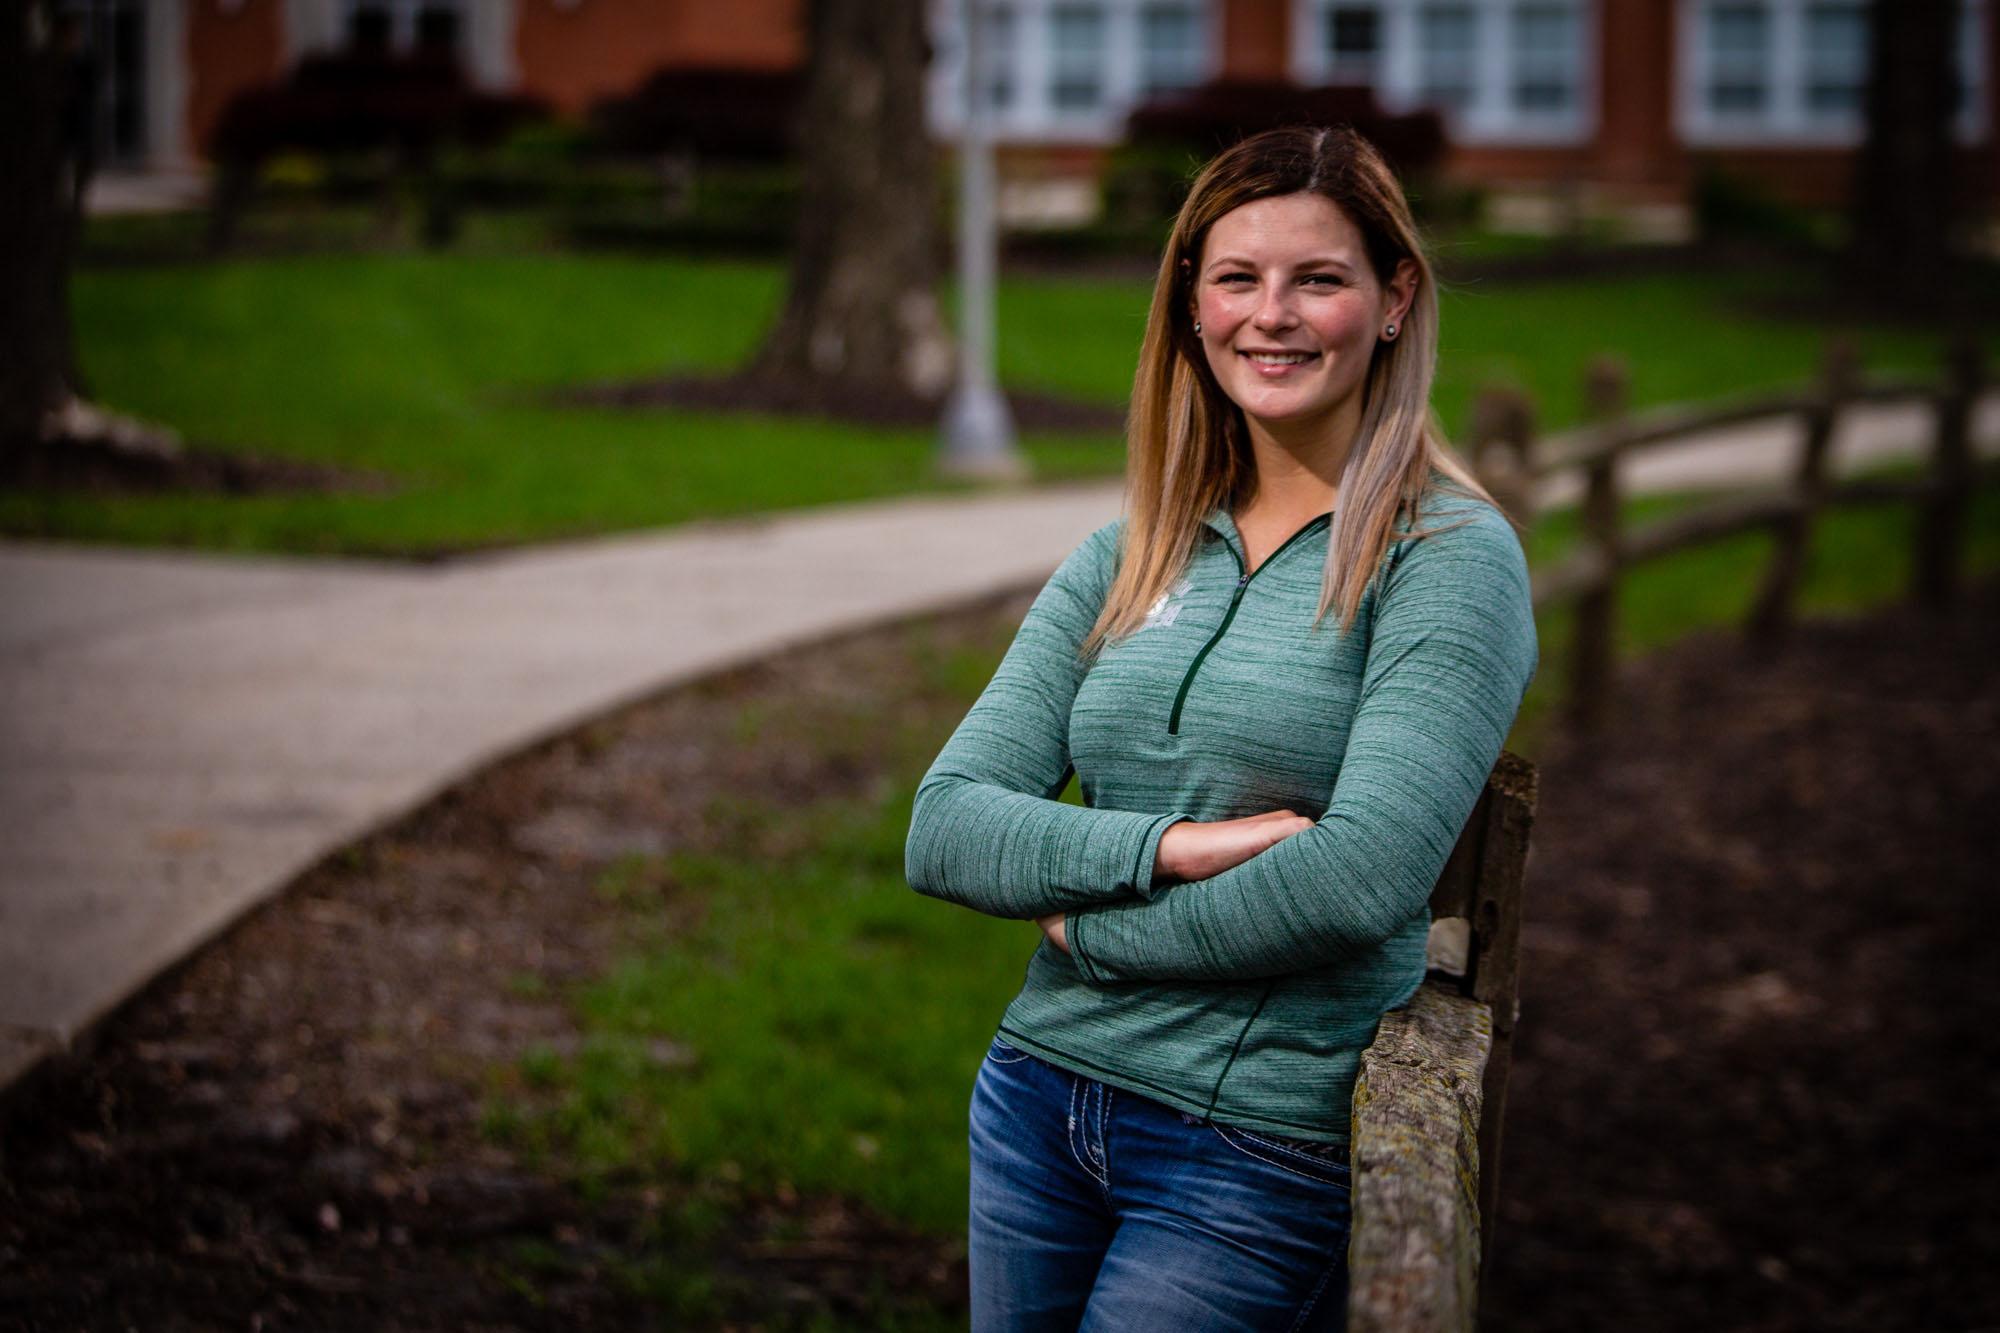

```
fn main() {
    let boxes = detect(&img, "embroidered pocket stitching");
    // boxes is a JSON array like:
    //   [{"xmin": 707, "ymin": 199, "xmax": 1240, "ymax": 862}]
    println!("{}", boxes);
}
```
[
  {"xmin": 985, "ymin": 1037, "xmax": 1032, "ymax": 1065},
  {"xmin": 1212, "ymin": 1125, "xmax": 1351, "ymax": 1188}
]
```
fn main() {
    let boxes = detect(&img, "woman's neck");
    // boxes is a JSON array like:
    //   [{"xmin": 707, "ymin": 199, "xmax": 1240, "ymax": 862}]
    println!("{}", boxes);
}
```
[{"xmin": 1236, "ymin": 404, "xmax": 1359, "ymax": 531}]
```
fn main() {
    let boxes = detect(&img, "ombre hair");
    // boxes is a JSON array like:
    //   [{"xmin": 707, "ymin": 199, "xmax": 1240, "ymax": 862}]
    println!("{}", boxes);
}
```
[{"xmin": 1082, "ymin": 124, "xmax": 1503, "ymax": 656}]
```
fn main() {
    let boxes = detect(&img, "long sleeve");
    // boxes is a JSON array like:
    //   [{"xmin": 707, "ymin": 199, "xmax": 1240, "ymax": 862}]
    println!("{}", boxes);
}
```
[
  {"xmin": 1064, "ymin": 504, "xmax": 1537, "ymax": 983},
  {"xmin": 905, "ymin": 522, "xmax": 1190, "ymax": 920}
]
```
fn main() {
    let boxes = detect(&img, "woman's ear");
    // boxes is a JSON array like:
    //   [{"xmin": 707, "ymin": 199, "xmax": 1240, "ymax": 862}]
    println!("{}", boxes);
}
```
[{"xmin": 1384, "ymin": 258, "xmax": 1419, "ymax": 327}]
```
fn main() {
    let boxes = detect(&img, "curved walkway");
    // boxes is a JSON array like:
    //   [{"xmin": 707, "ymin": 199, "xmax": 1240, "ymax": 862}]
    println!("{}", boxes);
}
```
[{"xmin": 2, "ymin": 393, "xmax": 1994, "ymax": 1091}]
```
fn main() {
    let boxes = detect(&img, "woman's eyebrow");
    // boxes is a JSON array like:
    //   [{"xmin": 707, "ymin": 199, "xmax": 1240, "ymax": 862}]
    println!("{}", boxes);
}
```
[{"xmin": 1203, "ymin": 254, "xmax": 1361, "ymax": 274}]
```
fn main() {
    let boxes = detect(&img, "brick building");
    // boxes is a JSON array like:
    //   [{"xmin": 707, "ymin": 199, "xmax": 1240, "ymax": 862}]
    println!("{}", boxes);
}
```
[{"xmin": 68, "ymin": 0, "xmax": 2000, "ymax": 221}]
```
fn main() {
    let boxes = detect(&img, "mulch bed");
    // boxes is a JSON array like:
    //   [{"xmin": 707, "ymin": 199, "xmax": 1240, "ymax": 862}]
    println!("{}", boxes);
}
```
[
  {"xmin": 553, "ymin": 372, "xmax": 1125, "ymax": 435},
  {"xmin": 2, "ymin": 433, "xmax": 392, "ymax": 498},
  {"xmin": 2, "ymin": 574, "xmax": 1996, "ymax": 1331},
  {"xmin": 1485, "ymin": 579, "xmax": 2000, "ymax": 1332}
]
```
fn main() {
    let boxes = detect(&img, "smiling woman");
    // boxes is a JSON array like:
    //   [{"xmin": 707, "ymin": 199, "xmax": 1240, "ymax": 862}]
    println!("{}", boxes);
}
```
[
  {"xmin": 1192, "ymin": 192, "xmax": 1417, "ymax": 542},
  {"xmin": 906, "ymin": 126, "xmax": 1537, "ymax": 1331}
]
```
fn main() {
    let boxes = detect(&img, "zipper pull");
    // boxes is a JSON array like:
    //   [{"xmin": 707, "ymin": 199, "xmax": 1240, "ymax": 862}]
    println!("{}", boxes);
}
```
[{"xmin": 1236, "ymin": 574, "xmax": 1250, "ymax": 589}]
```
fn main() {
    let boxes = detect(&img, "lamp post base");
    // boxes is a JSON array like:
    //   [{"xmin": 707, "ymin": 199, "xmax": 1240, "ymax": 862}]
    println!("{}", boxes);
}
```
[{"xmin": 939, "ymin": 381, "xmax": 1028, "ymax": 482}]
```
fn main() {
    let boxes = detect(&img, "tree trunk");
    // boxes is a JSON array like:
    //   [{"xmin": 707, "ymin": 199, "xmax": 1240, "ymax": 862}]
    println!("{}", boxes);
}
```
[
  {"xmin": 1848, "ymin": 0, "xmax": 1960, "ymax": 311},
  {"xmin": 0, "ymin": 0, "xmax": 80, "ymax": 458},
  {"xmin": 749, "ymin": 0, "xmax": 952, "ymax": 399}
]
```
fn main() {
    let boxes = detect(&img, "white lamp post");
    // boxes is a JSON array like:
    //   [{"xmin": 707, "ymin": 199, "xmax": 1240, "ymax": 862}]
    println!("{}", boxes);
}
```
[{"xmin": 939, "ymin": 0, "xmax": 1026, "ymax": 480}]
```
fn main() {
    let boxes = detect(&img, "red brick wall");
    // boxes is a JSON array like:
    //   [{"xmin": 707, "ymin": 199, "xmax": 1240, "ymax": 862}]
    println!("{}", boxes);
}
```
[
  {"xmin": 1221, "ymin": 0, "xmax": 1290, "ymax": 81},
  {"xmin": 185, "ymin": 0, "xmax": 286, "ymax": 154},
  {"xmin": 1593, "ymin": 0, "xmax": 1678, "ymax": 191},
  {"xmin": 1444, "ymin": 144, "xmax": 1601, "ymax": 187},
  {"xmin": 514, "ymin": 0, "xmax": 805, "ymax": 117},
  {"xmin": 1696, "ymin": 145, "xmax": 1994, "ymax": 212}
]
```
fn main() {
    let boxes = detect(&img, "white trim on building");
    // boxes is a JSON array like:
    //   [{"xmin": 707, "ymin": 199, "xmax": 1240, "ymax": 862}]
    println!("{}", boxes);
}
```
[
  {"xmin": 145, "ymin": 0, "xmax": 191, "ymax": 166},
  {"xmin": 1289, "ymin": 0, "xmax": 1599, "ymax": 146},
  {"xmin": 281, "ymin": 0, "xmax": 345, "ymax": 60},
  {"xmin": 1677, "ymin": 0, "xmax": 1990, "ymax": 147},
  {"xmin": 464, "ymin": 0, "xmax": 519, "ymax": 87},
  {"xmin": 929, "ymin": 0, "xmax": 1226, "ymax": 143}
]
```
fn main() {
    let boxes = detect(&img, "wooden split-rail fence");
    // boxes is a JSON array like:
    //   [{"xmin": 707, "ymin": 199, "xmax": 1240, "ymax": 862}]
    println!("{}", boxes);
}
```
[
  {"xmin": 1478, "ymin": 334, "xmax": 1991, "ymax": 729},
  {"xmin": 1346, "ymin": 336, "xmax": 1991, "ymax": 1331}
]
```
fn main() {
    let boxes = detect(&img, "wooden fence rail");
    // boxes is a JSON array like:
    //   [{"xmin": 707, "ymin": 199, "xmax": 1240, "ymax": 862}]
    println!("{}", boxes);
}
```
[
  {"xmin": 1477, "ymin": 335, "xmax": 1992, "ymax": 729},
  {"xmin": 1348, "ymin": 337, "xmax": 1989, "ymax": 1332}
]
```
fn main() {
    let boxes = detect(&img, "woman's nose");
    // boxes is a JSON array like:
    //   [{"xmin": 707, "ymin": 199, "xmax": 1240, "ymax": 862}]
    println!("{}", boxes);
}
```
[{"xmin": 1252, "ymin": 286, "xmax": 1296, "ymax": 331}]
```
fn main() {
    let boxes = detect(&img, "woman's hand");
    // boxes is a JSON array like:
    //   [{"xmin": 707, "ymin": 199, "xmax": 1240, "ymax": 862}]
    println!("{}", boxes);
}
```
[
  {"xmin": 1154, "ymin": 810, "xmax": 1314, "ymax": 885},
  {"xmin": 1037, "ymin": 811, "xmax": 1309, "ymax": 956}
]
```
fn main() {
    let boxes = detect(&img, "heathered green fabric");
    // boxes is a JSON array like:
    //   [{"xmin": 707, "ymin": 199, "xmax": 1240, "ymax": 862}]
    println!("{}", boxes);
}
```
[{"xmin": 905, "ymin": 478, "xmax": 1537, "ymax": 1142}]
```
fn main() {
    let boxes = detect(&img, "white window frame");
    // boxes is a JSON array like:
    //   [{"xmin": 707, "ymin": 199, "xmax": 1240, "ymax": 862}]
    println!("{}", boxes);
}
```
[
  {"xmin": 1319, "ymin": 3, "xmax": 1388, "ymax": 85},
  {"xmin": 929, "ymin": 0, "xmax": 1224, "ymax": 144},
  {"xmin": 1048, "ymin": 2, "xmax": 1112, "ymax": 113},
  {"xmin": 1678, "ymin": 0, "xmax": 1991, "ymax": 146},
  {"xmin": 1289, "ymin": 0, "xmax": 1598, "ymax": 145}
]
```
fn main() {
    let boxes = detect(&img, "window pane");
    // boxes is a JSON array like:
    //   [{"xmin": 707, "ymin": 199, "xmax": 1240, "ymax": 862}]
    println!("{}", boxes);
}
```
[
  {"xmin": 1050, "ymin": 3, "xmax": 1106, "ymax": 111},
  {"xmin": 1804, "ymin": 2, "xmax": 1867, "ymax": 115},
  {"xmin": 1326, "ymin": 4, "xmax": 1380, "ymax": 82},
  {"xmin": 1418, "ymin": 3, "xmax": 1478, "ymax": 112},
  {"xmin": 1511, "ymin": 2, "xmax": 1577, "ymax": 113},
  {"xmin": 1140, "ymin": 4, "xmax": 1203, "ymax": 96},
  {"xmin": 983, "ymin": 4, "xmax": 1017, "ymax": 110},
  {"xmin": 1709, "ymin": 2, "xmax": 1767, "ymax": 54},
  {"xmin": 1706, "ymin": 2, "xmax": 1770, "ymax": 115}
]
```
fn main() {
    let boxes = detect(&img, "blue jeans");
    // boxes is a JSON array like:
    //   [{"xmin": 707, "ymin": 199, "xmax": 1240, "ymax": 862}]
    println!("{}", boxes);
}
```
[{"xmin": 968, "ymin": 1034, "xmax": 1352, "ymax": 1332}]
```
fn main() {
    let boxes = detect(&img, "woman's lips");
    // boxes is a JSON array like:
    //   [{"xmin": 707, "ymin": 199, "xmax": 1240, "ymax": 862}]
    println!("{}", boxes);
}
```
[{"xmin": 1240, "ymin": 350, "xmax": 1319, "ymax": 376}]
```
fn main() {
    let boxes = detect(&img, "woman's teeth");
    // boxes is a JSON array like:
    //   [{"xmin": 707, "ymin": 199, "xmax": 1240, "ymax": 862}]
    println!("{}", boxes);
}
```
[{"xmin": 1245, "ymin": 352, "xmax": 1313, "ymax": 365}]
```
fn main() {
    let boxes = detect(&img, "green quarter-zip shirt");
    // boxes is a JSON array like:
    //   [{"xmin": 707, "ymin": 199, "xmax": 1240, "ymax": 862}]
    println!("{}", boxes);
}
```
[{"xmin": 905, "ymin": 479, "xmax": 1538, "ymax": 1142}]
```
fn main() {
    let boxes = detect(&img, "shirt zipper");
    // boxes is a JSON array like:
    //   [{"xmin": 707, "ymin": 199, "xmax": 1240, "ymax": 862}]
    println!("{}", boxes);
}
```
[{"xmin": 1165, "ymin": 515, "xmax": 1328, "ymax": 736}]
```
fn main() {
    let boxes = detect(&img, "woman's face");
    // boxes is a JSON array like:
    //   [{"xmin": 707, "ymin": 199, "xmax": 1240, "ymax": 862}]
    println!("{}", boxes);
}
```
[{"xmin": 1191, "ymin": 192, "xmax": 1415, "ymax": 450}]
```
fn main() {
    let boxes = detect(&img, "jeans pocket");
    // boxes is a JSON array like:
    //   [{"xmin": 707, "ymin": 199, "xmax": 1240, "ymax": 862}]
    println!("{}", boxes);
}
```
[
  {"xmin": 985, "ymin": 1034, "xmax": 1033, "ymax": 1065},
  {"xmin": 1209, "ymin": 1124, "xmax": 1353, "ymax": 1190}
]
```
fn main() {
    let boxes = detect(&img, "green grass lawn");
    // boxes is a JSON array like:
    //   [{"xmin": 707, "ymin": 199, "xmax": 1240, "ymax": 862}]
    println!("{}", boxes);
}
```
[
  {"xmin": 491, "ymin": 472, "xmax": 2000, "ymax": 1244},
  {"xmin": 6, "ymin": 235, "xmax": 1985, "ymax": 555}
]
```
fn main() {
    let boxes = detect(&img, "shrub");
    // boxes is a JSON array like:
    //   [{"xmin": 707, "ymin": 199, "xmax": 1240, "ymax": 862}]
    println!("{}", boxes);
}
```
[
  {"xmin": 1692, "ymin": 161, "xmax": 1835, "ymax": 252},
  {"xmin": 1122, "ymin": 80, "xmax": 1449, "ymax": 181},
  {"xmin": 584, "ymin": 66, "xmax": 806, "ymax": 162},
  {"xmin": 1025, "ymin": 81, "xmax": 1453, "ymax": 263},
  {"xmin": 207, "ymin": 50, "xmax": 548, "ymax": 166},
  {"xmin": 204, "ymin": 50, "xmax": 550, "ymax": 250}
]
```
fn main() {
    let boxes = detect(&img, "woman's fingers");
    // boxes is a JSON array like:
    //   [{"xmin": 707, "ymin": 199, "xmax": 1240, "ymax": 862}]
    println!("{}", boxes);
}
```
[{"xmin": 1156, "ymin": 809, "xmax": 1316, "ymax": 883}]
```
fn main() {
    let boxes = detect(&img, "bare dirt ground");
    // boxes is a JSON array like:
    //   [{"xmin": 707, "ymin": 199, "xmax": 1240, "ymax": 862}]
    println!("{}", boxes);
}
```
[
  {"xmin": 3, "ymin": 578, "xmax": 1996, "ymax": 1332},
  {"xmin": 1485, "ymin": 580, "xmax": 2000, "ymax": 1333}
]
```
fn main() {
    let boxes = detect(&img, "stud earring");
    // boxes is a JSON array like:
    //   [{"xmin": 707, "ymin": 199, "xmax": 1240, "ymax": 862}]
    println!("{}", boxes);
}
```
[
  {"xmin": 1383, "ymin": 322, "xmax": 1398, "ymax": 339},
  {"xmin": 1193, "ymin": 320, "xmax": 1202, "ymax": 335}
]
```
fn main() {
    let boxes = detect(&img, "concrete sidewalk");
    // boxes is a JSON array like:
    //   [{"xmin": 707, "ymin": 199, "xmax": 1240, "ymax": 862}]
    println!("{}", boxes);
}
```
[{"xmin": 2, "ymin": 393, "xmax": 1994, "ymax": 1092}]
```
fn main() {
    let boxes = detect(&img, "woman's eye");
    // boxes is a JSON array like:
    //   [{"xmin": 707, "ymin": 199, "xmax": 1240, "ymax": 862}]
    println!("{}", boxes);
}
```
[
  {"xmin": 1302, "ymin": 274, "xmax": 1345, "ymax": 287},
  {"xmin": 1216, "ymin": 273, "xmax": 1254, "ymax": 285}
]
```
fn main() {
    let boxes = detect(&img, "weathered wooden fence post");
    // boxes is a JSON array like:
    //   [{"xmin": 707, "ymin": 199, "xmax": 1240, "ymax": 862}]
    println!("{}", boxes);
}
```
[
  {"xmin": 1569, "ymin": 357, "xmax": 1627, "ymax": 731},
  {"xmin": 1349, "ymin": 752, "xmax": 1538, "ymax": 1333},
  {"xmin": 1468, "ymin": 385, "xmax": 1538, "ymax": 531},
  {"xmin": 1746, "ymin": 339, "xmax": 1857, "ymax": 650},
  {"xmin": 1915, "ymin": 332, "xmax": 1980, "ymax": 611}
]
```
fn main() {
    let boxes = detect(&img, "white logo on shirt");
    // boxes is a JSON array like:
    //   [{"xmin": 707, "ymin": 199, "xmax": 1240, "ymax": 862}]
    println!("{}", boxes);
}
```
[{"xmin": 1141, "ymin": 578, "xmax": 1194, "ymax": 631}]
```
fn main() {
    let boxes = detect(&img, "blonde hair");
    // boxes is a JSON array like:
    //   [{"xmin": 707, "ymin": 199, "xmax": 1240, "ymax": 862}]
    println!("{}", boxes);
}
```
[{"xmin": 1083, "ymin": 125, "xmax": 1501, "ymax": 657}]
